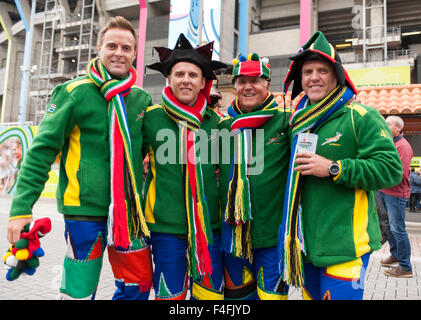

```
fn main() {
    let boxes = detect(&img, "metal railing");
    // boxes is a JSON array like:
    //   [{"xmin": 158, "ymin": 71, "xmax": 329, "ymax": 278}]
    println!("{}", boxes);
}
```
[
  {"xmin": 388, "ymin": 49, "xmax": 413, "ymax": 60},
  {"xmin": 63, "ymin": 38, "xmax": 92, "ymax": 47},
  {"xmin": 343, "ymin": 49, "xmax": 414, "ymax": 64},
  {"xmin": 352, "ymin": 26, "xmax": 401, "ymax": 42}
]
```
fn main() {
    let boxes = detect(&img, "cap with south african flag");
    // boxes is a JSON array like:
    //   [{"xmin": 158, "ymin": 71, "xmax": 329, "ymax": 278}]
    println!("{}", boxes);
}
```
[{"xmin": 232, "ymin": 53, "xmax": 271, "ymax": 83}]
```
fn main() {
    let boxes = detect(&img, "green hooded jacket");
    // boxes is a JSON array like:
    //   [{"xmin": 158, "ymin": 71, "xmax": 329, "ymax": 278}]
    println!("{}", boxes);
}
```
[{"xmin": 299, "ymin": 101, "xmax": 402, "ymax": 267}]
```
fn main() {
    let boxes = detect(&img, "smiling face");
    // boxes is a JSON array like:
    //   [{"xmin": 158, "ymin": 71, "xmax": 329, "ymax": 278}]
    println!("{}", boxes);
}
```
[
  {"xmin": 301, "ymin": 60, "xmax": 338, "ymax": 105},
  {"xmin": 168, "ymin": 62, "xmax": 206, "ymax": 106},
  {"xmin": 234, "ymin": 76, "xmax": 269, "ymax": 112},
  {"xmin": 97, "ymin": 28, "xmax": 137, "ymax": 78}
]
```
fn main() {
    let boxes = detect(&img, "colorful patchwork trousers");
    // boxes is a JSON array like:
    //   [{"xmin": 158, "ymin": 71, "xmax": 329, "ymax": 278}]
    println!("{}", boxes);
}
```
[
  {"xmin": 60, "ymin": 218, "xmax": 153, "ymax": 300},
  {"xmin": 302, "ymin": 253, "xmax": 370, "ymax": 300},
  {"xmin": 150, "ymin": 232, "xmax": 224, "ymax": 300},
  {"xmin": 224, "ymin": 247, "xmax": 288, "ymax": 300}
]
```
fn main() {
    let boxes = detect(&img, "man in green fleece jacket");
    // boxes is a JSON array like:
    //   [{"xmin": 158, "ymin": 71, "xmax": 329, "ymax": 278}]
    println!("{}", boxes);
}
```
[
  {"xmin": 219, "ymin": 53, "xmax": 290, "ymax": 300},
  {"xmin": 6, "ymin": 16, "xmax": 153, "ymax": 300},
  {"xmin": 278, "ymin": 31, "xmax": 402, "ymax": 300},
  {"xmin": 144, "ymin": 33, "xmax": 226, "ymax": 300}
]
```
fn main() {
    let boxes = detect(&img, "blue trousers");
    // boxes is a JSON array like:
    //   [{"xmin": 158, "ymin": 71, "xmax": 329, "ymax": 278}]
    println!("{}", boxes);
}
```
[
  {"xmin": 224, "ymin": 247, "xmax": 288, "ymax": 300},
  {"xmin": 302, "ymin": 253, "xmax": 370, "ymax": 300},
  {"xmin": 378, "ymin": 191, "xmax": 412, "ymax": 271},
  {"xmin": 150, "ymin": 232, "xmax": 224, "ymax": 300}
]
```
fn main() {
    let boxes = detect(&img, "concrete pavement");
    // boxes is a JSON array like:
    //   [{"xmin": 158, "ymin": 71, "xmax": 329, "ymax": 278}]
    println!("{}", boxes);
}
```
[{"xmin": 0, "ymin": 195, "xmax": 420, "ymax": 300}]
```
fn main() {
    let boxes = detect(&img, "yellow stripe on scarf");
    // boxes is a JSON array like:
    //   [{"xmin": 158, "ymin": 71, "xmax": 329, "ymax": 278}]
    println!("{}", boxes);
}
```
[
  {"xmin": 119, "ymin": 121, "xmax": 150, "ymax": 238},
  {"xmin": 284, "ymin": 235, "xmax": 304, "ymax": 287}
]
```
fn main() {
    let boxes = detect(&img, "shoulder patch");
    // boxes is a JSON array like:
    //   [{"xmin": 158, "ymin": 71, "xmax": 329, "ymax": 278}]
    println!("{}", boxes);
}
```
[
  {"xmin": 47, "ymin": 103, "xmax": 56, "ymax": 113},
  {"xmin": 66, "ymin": 78, "xmax": 95, "ymax": 93},
  {"xmin": 218, "ymin": 115, "xmax": 231, "ymax": 125},
  {"xmin": 347, "ymin": 103, "xmax": 367, "ymax": 117},
  {"xmin": 146, "ymin": 104, "xmax": 163, "ymax": 112}
]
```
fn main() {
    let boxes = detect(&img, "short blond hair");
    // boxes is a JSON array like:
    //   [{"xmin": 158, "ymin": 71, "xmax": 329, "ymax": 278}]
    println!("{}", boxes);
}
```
[{"xmin": 98, "ymin": 16, "xmax": 137, "ymax": 49}]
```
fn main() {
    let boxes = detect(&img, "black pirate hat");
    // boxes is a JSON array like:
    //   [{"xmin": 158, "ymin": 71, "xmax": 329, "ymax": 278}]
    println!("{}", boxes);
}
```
[{"xmin": 147, "ymin": 33, "xmax": 227, "ymax": 80}]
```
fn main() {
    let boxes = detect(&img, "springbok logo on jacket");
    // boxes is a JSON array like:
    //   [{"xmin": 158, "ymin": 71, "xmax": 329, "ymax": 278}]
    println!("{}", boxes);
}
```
[{"xmin": 321, "ymin": 132, "xmax": 342, "ymax": 146}]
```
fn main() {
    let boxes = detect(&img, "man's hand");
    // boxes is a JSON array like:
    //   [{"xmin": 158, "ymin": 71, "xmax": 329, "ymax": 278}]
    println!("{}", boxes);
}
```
[
  {"xmin": 7, "ymin": 217, "xmax": 33, "ymax": 245},
  {"xmin": 294, "ymin": 151, "xmax": 332, "ymax": 178}
]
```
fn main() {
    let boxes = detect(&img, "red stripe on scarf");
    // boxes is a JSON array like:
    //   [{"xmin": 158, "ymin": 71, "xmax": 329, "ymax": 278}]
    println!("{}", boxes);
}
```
[
  {"xmin": 186, "ymin": 134, "xmax": 212, "ymax": 275},
  {"xmin": 232, "ymin": 115, "xmax": 273, "ymax": 131},
  {"xmin": 112, "ymin": 118, "xmax": 130, "ymax": 249},
  {"xmin": 104, "ymin": 69, "xmax": 136, "ymax": 101},
  {"xmin": 89, "ymin": 65, "xmax": 102, "ymax": 81},
  {"xmin": 163, "ymin": 86, "xmax": 205, "ymax": 122}
]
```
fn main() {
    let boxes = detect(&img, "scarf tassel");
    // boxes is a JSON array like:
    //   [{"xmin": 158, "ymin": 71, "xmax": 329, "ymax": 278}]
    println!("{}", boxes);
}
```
[
  {"xmin": 187, "ymin": 202, "xmax": 213, "ymax": 279},
  {"xmin": 111, "ymin": 201, "xmax": 130, "ymax": 250},
  {"xmin": 223, "ymin": 176, "xmax": 253, "ymax": 261},
  {"xmin": 137, "ymin": 281, "xmax": 153, "ymax": 293},
  {"xmin": 283, "ymin": 234, "xmax": 305, "ymax": 287},
  {"xmin": 196, "ymin": 200, "xmax": 212, "ymax": 244},
  {"xmin": 134, "ymin": 194, "xmax": 150, "ymax": 238},
  {"xmin": 191, "ymin": 193, "xmax": 213, "ymax": 277},
  {"xmin": 235, "ymin": 222, "xmax": 252, "ymax": 262},
  {"xmin": 196, "ymin": 224, "xmax": 213, "ymax": 276},
  {"xmin": 221, "ymin": 222, "xmax": 252, "ymax": 262},
  {"xmin": 227, "ymin": 178, "xmax": 247, "ymax": 224}
]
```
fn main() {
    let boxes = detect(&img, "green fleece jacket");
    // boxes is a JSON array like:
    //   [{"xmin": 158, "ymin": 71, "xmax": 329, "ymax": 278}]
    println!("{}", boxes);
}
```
[
  {"xmin": 9, "ymin": 75, "xmax": 152, "ymax": 220},
  {"xmin": 142, "ymin": 104, "xmax": 221, "ymax": 235},
  {"xmin": 218, "ymin": 107, "xmax": 291, "ymax": 249},
  {"xmin": 300, "ymin": 102, "xmax": 402, "ymax": 267}
]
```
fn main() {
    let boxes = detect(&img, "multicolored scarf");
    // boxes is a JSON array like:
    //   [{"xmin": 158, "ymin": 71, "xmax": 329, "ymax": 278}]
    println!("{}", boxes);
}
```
[
  {"xmin": 161, "ymin": 86, "xmax": 213, "ymax": 280},
  {"xmin": 277, "ymin": 85, "xmax": 354, "ymax": 287},
  {"xmin": 87, "ymin": 58, "xmax": 150, "ymax": 250},
  {"xmin": 221, "ymin": 93, "xmax": 277, "ymax": 261}
]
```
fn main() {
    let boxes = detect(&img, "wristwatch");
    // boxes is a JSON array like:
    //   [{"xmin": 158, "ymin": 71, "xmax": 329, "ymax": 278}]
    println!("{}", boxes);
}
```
[{"xmin": 328, "ymin": 161, "xmax": 340, "ymax": 178}]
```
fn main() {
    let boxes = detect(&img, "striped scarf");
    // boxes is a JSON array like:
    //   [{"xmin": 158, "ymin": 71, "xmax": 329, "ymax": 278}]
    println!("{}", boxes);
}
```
[
  {"xmin": 87, "ymin": 58, "xmax": 149, "ymax": 250},
  {"xmin": 161, "ymin": 86, "xmax": 213, "ymax": 280},
  {"xmin": 221, "ymin": 93, "xmax": 277, "ymax": 261},
  {"xmin": 277, "ymin": 85, "xmax": 354, "ymax": 287}
]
